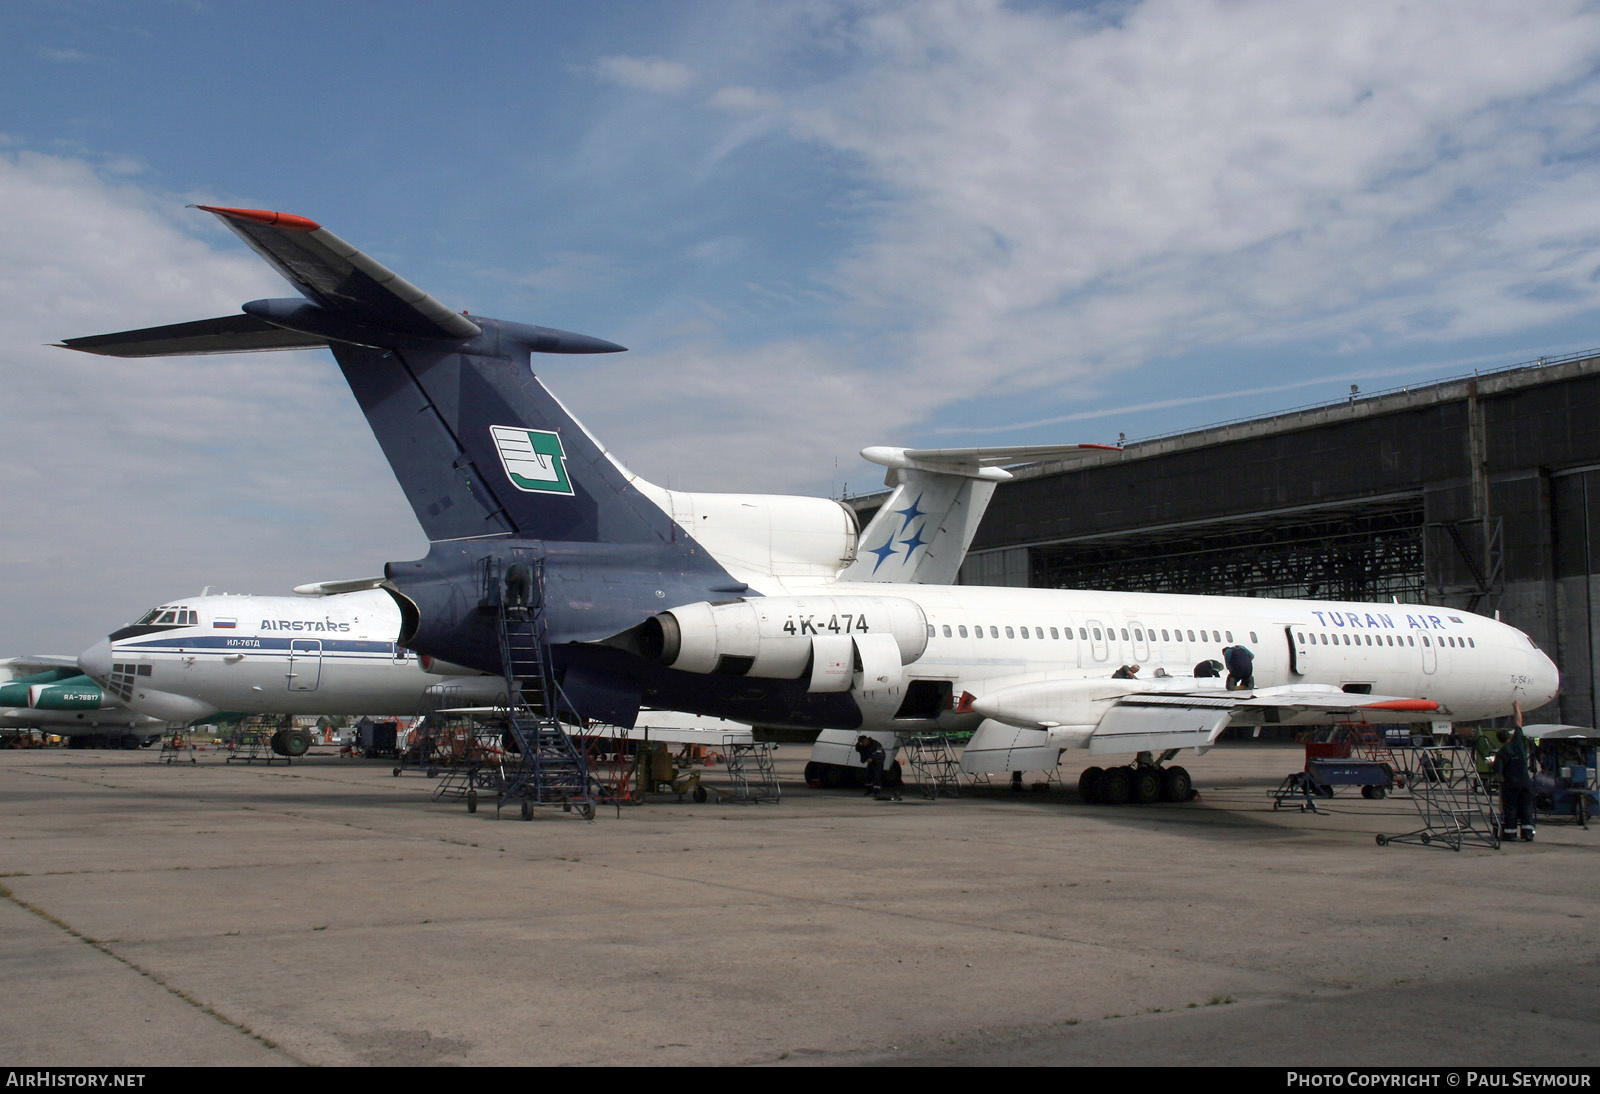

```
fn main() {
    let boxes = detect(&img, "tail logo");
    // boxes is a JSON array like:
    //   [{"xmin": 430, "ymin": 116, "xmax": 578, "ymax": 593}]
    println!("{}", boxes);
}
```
[{"xmin": 490, "ymin": 425, "xmax": 575, "ymax": 496}]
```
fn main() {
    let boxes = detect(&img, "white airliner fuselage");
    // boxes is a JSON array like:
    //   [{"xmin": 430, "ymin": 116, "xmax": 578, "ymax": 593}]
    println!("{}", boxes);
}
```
[{"xmin": 78, "ymin": 590, "xmax": 506, "ymax": 723}]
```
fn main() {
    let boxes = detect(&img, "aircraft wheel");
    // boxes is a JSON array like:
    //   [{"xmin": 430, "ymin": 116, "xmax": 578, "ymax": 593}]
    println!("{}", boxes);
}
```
[
  {"xmin": 1160, "ymin": 766, "xmax": 1192, "ymax": 803},
  {"xmin": 886, "ymin": 760, "xmax": 903, "ymax": 788},
  {"xmin": 1099, "ymin": 766, "xmax": 1132, "ymax": 805},
  {"xmin": 272, "ymin": 728, "xmax": 311, "ymax": 758},
  {"xmin": 1078, "ymin": 766, "xmax": 1104, "ymax": 804},
  {"xmin": 821, "ymin": 764, "xmax": 844, "ymax": 790},
  {"xmin": 1130, "ymin": 766, "xmax": 1162, "ymax": 804},
  {"xmin": 804, "ymin": 761, "xmax": 823, "ymax": 788}
]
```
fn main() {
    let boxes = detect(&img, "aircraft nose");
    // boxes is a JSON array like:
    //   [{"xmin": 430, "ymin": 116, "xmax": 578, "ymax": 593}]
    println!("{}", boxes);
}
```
[
  {"xmin": 1531, "ymin": 647, "xmax": 1561, "ymax": 709},
  {"xmin": 78, "ymin": 638, "xmax": 112, "ymax": 683}
]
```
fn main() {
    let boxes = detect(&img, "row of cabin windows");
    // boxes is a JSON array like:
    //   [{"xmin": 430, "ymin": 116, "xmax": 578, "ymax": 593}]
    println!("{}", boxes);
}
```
[
  {"xmin": 1295, "ymin": 632, "xmax": 1476, "ymax": 649},
  {"xmin": 932, "ymin": 623, "xmax": 1259, "ymax": 645}
]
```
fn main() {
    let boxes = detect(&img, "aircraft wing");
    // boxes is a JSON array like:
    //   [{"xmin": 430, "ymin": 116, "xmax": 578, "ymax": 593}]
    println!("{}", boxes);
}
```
[
  {"xmin": 962, "ymin": 678, "xmax": 1442, "ymax": 771},
  {"xmin": 1, "ymin": 655, "xmax": 83, "ymax": 677}
]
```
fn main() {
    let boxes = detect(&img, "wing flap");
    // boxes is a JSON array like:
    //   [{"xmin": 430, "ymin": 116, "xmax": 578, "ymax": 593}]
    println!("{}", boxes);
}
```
[
  {"xmin": 1089, "ymin": 702, "xmax": 1234, "ymax": 755},
  {"xmin": 959, "ymin": 721, "xmax": 1062, "ymax": 773}
]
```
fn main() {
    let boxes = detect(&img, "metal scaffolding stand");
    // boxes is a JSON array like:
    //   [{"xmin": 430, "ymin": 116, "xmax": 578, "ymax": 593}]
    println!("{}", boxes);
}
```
[
  {"xmin": 711, "ymin": 736, "xmax": 780, "ymax": 804},
  {"xmin": 905, "ymin": 733, "xmax": 963, "ymax": 799},
  {"xmin": 159, "ymin": 729, "xmax": 197, "ymax": 765},
  {"xmin": 1377, "ymin": 741, "xmax": 1501, "ymax": 851},
  {"xmin": 480, "ymin": 557, "xmax": 613, "ymax": 821},
  {"xmin": 225, "ymin": 715, "xmax": 290, "ymax": 765},
  {"xmin": 431, "ymin": 718, "xmax": 510, "ymax": 808}
]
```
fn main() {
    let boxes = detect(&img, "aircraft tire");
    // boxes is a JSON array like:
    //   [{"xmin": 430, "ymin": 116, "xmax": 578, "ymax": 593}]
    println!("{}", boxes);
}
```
[
  {"xmin": 887, "ymin": 760, "xmax": 903, "ymax": 788},
  {"xmin": 804, "ymin": 761, "xmax": 823, "ymax": 788},
  {"xmin": 1131, "ymin": 766, "xmax": 1161, "ymax": 804},
  {"xmin": 1100, "ymin": 766, "xmax": 1132, "ymax": 805},
  {"xmin": 1160, "ymin": 766, "xmax": 1192, "ymax": 803},
  {"xmin": 271, "ymin": 728, "xmax": 312, "ymax": 758},
  {"xmin": 1078, "ymin": 766, "xmax": 1105, "ymax": 803}
]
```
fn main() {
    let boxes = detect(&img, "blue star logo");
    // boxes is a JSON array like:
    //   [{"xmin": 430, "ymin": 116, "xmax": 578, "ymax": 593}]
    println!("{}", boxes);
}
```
[
  {"xmin": 894, "ymin": 492, "xmax": 926, "ymax": 528},
  {"xmin": 867, "ymin": 536, "xmax": 899, "ymax": 573},
  {"xmin": 899, "ymin": 522, "xmax": 929, "ymax": 556}
]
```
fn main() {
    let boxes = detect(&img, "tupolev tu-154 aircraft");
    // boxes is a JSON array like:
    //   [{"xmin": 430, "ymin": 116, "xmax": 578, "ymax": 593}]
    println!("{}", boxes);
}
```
[{"xmin": 61, "ymin": 206, "xmax": 1560, "ymax": 802}]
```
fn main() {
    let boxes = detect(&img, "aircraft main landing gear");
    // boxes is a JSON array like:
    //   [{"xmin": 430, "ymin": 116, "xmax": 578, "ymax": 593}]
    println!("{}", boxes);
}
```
[{"xmin": 1076, "ymin": 757, "xmax": 1194, "ymax": 805}]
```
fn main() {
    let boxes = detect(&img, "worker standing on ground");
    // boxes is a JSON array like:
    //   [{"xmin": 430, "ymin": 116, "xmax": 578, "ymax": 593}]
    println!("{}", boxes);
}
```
[{"xmin": 1494, "ymin": 723, "xmax": 1536, "ymax": 842}]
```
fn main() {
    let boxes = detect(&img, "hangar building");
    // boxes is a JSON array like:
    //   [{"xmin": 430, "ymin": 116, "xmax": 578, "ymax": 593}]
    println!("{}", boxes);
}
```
[{"xmin": 850, "ymin": 350, "xmax": 1600, "ymax": 724}]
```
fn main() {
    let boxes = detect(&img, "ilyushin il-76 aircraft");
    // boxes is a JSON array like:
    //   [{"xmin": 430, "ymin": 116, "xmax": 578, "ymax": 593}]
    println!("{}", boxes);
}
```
[
  {"xmin": 76, "ymin": 590, "xmax": 509, "ymax": 738},
  {"xmin": 62, "ymin": 206, "xmax": 1559, "ymax": 803}
]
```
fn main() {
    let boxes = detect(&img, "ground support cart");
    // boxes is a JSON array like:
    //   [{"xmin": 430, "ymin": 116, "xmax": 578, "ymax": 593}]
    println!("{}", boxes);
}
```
[
  {"xmin": 1377, "ymin": 741, "xmax": 1500, "ymax": 851},
  {"xmin": 1529, "ymin": 730, "xmax": 1598, "ymax": 829},
  {"xmin": 1272, "ymin": 757, "xmax": 1394, "ymax": 814}
]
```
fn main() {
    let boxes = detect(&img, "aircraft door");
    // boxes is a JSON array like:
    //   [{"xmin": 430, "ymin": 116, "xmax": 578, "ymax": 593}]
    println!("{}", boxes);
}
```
[
  {"xmin": 1286, "ymin": 625, "xmax": 1308, "ymax": 675},
  {"xmin": 287, "ymin": 639, "xmax": 323, "ymax": 691},
  {"xmin": 1086, "ymin": 620, "xmax": 1109, "ymax": 664},
  {"xmin": 1421, "ymin": 633, "xmax": 1437, "ymax": 675},
  {"xmin": 1130, "ymin": 621, "xmax": 1151, "ymax": 664}
]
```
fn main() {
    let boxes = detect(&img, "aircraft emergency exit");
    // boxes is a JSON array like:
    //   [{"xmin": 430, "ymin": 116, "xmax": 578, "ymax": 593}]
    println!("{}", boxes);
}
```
[{"xmin": 61, "ymin": 207, "xmax": 1560, "ymax": 798}]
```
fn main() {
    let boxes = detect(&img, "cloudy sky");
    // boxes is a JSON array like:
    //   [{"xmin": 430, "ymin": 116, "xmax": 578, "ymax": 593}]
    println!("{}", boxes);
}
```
[{"xmin": 5, "ymin": 0, "xmax": 1600, "ymax": 654}]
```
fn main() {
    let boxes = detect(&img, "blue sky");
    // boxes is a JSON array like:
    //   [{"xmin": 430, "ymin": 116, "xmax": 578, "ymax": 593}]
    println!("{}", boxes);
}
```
[{"xmin": 5, "ymin": 0, "xmax": 1600, "ymax": 653}]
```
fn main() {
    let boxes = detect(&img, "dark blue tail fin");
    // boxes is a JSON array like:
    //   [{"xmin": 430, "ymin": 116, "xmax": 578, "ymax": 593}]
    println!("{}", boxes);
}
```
[{"xmin": 60, "ymin": 206, "xmax": 680, "ymax": 548}]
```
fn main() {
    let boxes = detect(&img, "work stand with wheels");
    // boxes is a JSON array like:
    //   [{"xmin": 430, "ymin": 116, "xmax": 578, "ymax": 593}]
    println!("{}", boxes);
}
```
[
  {"xmin": 159, "ymin": 730, "xmax": 197, "ymax": 765},
  {"xmin": 712, "ymin": 738, "xmax": 780, "ymax": 804},
  {"xmin": 479, "ymin": 557, "xmax": 613, "ymax": 822},
  {"xmin": 1377, "ymin": 741, "xmax": 1500, "ymax": 851},
  {"xmin": 905, "ymin": 733, "xmax": 963, "ymax": 799}
]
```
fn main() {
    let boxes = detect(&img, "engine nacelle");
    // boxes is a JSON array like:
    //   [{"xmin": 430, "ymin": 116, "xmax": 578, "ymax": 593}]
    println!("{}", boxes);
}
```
[{"xmin": 641, "ymin": 595, "xmax": 929, "ymax": 687}]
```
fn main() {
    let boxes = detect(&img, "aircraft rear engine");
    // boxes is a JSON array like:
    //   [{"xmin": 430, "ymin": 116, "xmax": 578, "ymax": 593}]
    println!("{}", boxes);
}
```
[{"xmin": 646, "ymin": 596, "xmax": 929, "ymax": 689}]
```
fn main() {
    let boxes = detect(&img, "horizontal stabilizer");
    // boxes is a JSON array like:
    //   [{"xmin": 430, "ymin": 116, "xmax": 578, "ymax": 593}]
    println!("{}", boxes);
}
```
[
  {"xmin": 57, "ymin": 314, "xmax": 329, "ymax": 357},
  {"xmin": 861, "ymin": 443, "xmax": 1119, "ymax": 482},
  {"xmin": 292, "ymin": 577, "xmax": 388, "ymax": 597},
  {"xmin": 193, "ymin": 206, "xmax": 483, "ymax": 341}
]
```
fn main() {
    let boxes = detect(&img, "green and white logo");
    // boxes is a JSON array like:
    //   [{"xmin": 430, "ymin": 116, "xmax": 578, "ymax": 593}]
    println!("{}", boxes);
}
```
[{"xmin": 491, "ymin": 425, "xmax": 574, "ymax": 495}]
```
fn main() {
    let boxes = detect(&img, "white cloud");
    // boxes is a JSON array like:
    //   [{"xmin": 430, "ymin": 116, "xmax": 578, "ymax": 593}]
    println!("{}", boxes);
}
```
[
  {"xmin": 0, "ymin": 152, "xmax": 426, "ymax": 654},
  {"xmin": 595, "ymin": 54, "xmax": 697, "ymax": 94},
  {"xmin": 782, "ymin": 0, "xmax": 1600, "ymax": 405}
]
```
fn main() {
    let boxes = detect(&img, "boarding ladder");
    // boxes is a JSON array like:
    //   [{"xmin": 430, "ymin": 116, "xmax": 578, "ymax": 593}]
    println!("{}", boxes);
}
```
[{"xmin": 483, "ymin": 557, "xmax": 605, "ymax": 821}]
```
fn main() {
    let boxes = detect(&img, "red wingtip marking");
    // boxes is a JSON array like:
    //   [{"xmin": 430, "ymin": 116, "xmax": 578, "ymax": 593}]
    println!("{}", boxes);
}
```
[
  {"xmin": 1363, "ymin": 699, "xmax": 1439, "ymax": 712},
  {"xmin": 194, "ymin": 205, "xmax": 321, "ymax": 232}
]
